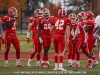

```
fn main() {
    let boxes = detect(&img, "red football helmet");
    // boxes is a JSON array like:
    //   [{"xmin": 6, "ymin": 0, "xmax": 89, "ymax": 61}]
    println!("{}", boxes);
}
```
[
  {"xmin": 58, "ymin": 9, "xmax": 67, "ymax": 17},
  {"xmin": 8, "ymin": 7, "xmax": 18, "ymax": 18},
  {"xmin": 42, "ymin": 8, "xmax": 50, "ymax": 18},
  {"xmin": 34, "ymin": 9, "xmax": 42, "ymax": 18},
  {"xmin": 77, "ymin": 11, "xmax": 85, "ymax": 21},
  {"xmin": 85, "ymin": 11, "xmax": 94, "ymax": 20},
  {"xmin": 68, "ymin": 13, "xmax": 76, "ymax": 23},
  {"xmin": 68, "ymin": 13, "xmax": 76, "ymax": 19}
]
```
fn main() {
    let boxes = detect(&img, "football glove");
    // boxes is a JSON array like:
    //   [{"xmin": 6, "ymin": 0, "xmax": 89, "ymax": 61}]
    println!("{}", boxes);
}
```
[
  {"xmin": 26, "ymin": 38, "xmax": 30, "ymax": 43},
  {"xmin": 39, "ymin": 37, "xmax": 43, "ymax": 44}
]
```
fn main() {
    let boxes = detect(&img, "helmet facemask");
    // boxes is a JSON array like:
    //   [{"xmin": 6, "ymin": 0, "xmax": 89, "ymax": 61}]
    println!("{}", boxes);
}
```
[
  {"xmin": 13, "ymin": 11, "xmax": 18, "ymax": 18},
  {"xmin": 77, "ymin": 15, "xmax": 83, "ymax": 21},
  {"xmin": 71, "ymin": 18, "xmax": 76, "ymax": 24},
  {"xmin": 43, "ymin": 12, "xmax": 50, "ymax": 19}
]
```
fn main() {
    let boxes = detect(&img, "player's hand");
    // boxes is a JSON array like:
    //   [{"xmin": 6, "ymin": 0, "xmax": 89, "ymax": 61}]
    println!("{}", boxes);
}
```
[
  {"xmin": 26, "ymin": 38, "xmax": 30, "ymax": 43},
  {"xmin": 39, "ymin": 37, "xmax": 43, "ymax": 44},
  {"xmin": 2, "ymin": 39, "xmax": 4, "ymax": 45}
]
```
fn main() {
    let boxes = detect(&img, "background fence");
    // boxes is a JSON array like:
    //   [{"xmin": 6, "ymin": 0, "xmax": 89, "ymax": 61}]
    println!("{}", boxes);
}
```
[{"xmin": 0, "ymin": 0, "xmax": 100, "ymax": 34}]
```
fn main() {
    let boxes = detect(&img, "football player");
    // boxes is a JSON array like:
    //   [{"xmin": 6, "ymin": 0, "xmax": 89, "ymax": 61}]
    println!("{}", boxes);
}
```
[
  {"xmin": 93, "ymin": 15, "xmax": 100, "ymax": 60},
  {"xmin": 93, "ymin": 15, "xmax": 100, "ymax": 38},
  {"xmin": 84, "ymin": 11, "xmax": 98, "ymax": 68},
  {"xmin": 0, "ymin": 18, "xmax": 4, "ymax": 67},
  {"xmin": 0, "ymin": 18, "xmax": 4, "ymax": 50},
  {"xmin": 2, "ymin": 7, "xmax": 23, "ymax": 68},
  {"xmin": 68, "ymin": 13, "xmax": 80, "ymax": 67},
  {"xmin": 51, "ymin": 9, "xmax": 71, "ymax": 71},
  {"xmin": 75, "ymin": 11, "xmax": 88, "ymax": 67},
  {"xmin": 38, "ymin": 8, "xmax": 53, "ymax": 68},
  {"xmin": 27, "ymin": 9, "xmax": 43, "ymax": 67}
]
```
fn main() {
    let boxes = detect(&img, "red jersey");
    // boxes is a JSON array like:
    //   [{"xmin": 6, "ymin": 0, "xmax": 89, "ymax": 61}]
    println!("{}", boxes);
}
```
[
  {"xmin": 76, "ymin": 21, "xmax": 85, "ymax": 38},
  {"xmin": 40, "ymin": 17, "xmax": 53, "ymax": 36},
  {"xmin": 28, "ymin": 17, "xmax": 41, "ymax": 33},
  {"xmin": 53, "ymin": 17, "xmax": 71, "ymax": 35},
  {"xmin": 85, "ymin": 20, "xmax": 94, "ymax": 38},
  {"xmin": 2, "ymin": 15, "xmax": 16, "ymax": 33},
  {"xmin": 0, "ymin": 18, "xmax": 2, "ymax": 37},
  {"xmin": 70, "ymin": 23, "xmax": 78, "ymax": 40},
  {"xmin": 0, "ymin": 18, "xmax": 2, "ymax": 25}
]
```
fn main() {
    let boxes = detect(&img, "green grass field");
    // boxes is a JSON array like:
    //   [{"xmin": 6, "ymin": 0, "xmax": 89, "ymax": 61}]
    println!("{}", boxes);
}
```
[
  {"xmin": 0, "ymin": 60, "xmax": 99, "ymax": 75},
  {"xmin": 0, "ymin": 34, "xmax": 99, "ymax": 75}
]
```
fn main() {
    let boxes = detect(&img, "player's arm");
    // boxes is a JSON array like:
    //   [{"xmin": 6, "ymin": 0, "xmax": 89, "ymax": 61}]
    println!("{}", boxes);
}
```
[
  {"xmin": 38, "ymin": 23, "xmax": 42, "ymax": 37},
  {"xmin": 50, "ymin": 24, "xmax": 55, "ymax": 37},
  {"xmin": 0, "ymin": 24, "xmax": 4, "ymax": 44},
  {"xmin": 27, "ymin": 24, "xmax": 32, "ymax": 37},
  {"xmin": 26, "ymin": 21, "xmax": 32, "ymax": 43},
  {"xmin": 0, "ymin": 25, "xmax": 4, "ymax": 39},
  {"xmin": 66, "ymin": 19, "xmax": 71, "ymax": 43},
  {"xmin": 3, "ymin": 16, "xmax": 16, "ymax": 28},
  {"xmin": 5, "ymin": 18, "xmax": 17, "ymax": 28},
  {"xmin": 38, "ymin": 22, "xmax": 43, "ymax": 44},
  {"xmin": 66, "ymin": 24, "xmax": 70, "ymax": 43}
]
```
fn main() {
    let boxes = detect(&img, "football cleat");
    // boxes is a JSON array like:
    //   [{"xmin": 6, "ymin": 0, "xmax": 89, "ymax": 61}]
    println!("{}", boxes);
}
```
[
  {"xmin": 84, "ymin": 64, "xmax": 92, "ymax": 68},
  {"xmin": 92, "ymin": 61, "xmax": 98, "ymax": 68},
  {"xmin": 27, "ymin": 60, "xmax": 31, "ymax": 67},
  {"xmin": 5, "ymin": 63, "xmax": 9, "ymax": 68},
  {"xmin": 72, "ymin": 63, "xmax": 76, "ymax": 67},
  {"xmin": 16, "ymin": 63, "xmax": 23, "ymax": 68},
  {"xmin": 40, "ymin": 63, "xmax": 45, "ymax": 67},
  {"xmin": 44, "ymin": 63, "xmax": 50, "ymax": 68},
  {"xmin": 36, "ymin": 63, "xmax": 41, "ymax": 67},
  {"xmin": 58, "ymin": 67, "xmax": 67, "ymax": 71},
  {"xmin": 75, "ymin": 64, "xmax": 80, "ymax": 68},
  {"xmin": 53, "ymin": 67, "xmax": 59, "ymax": 71}
]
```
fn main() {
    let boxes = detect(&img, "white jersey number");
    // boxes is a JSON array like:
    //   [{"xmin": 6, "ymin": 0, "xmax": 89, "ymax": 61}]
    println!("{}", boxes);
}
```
[
  {"xmin": 12, "ymin": 22, "xmax": 16, "ymax": 30},
  {"xmin": 71, "ymin": 29, "xmax": 78, "ymax": 36},
  {"xmin": 44, "ymin": 24, "xmax": 51, "ymax": 29},
  {"xmin": 55, "ymin": 20, "xmax": 64, "ymax": 30}
]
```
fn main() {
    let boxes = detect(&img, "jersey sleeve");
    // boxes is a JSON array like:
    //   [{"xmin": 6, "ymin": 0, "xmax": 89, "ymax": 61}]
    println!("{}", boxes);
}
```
[
  {"xmin": 85, "ymin": 20, "xmax": 93, "ymax": 27},
  {"xmin": 2, "ymin": 16, "xmax": 9, "ymax": 22},
  {"xmin": 38, "ymin": 17, "xmax": 43, "ymax": 24},
  {"xmin": 28, "ymin": 17, "xmax": 34, "ymax": 26},
  {"xmin": 51, "ymin": 17, "xmax": 55, "ymax": 25},
  {"xmin": 67, "ymin": 18, "xmax": 71, "ymax": 26},
  {"xmin": 52, "ymin": 17, "xmax": 56, "ymax": 26}
]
